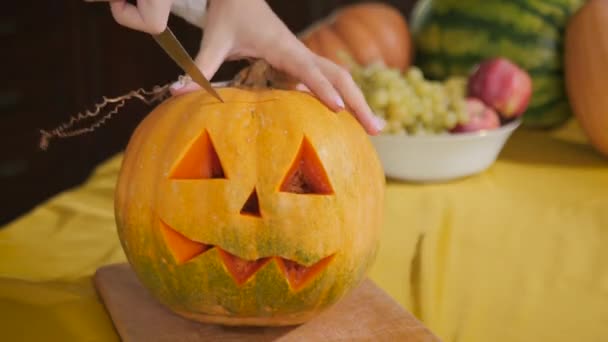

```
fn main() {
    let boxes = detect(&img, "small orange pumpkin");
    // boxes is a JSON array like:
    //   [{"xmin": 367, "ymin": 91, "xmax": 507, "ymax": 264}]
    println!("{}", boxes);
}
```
[
  {"xmin": 565, "ymin": 0, "xmax": 608, "ymax": 157},
  {"xmin": 299, "ymin": 3, "xmax": 413, "ymax": 70},
  {"xmin": 114, "ymin": 88, "xmax": 385, "ymax": 326}
]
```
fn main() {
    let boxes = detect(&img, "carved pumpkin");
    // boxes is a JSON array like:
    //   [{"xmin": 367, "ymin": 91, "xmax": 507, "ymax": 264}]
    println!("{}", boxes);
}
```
[
  {"xmin": 114, "ymin": 88, "xmax": 385, "ymax": 326},
  {"xmin": 299, "ymin": 3, "xmax": 412, "ymax": 71}
]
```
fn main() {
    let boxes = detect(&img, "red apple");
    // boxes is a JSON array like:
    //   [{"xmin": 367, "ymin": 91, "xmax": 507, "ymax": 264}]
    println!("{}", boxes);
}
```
[
  {"xmin": 451, "ymin": 98, "xmax": 501, "ymax": 133},
  {"xmin": 467, "ymin": 57, "xmax": 532, "ymax": 119}
]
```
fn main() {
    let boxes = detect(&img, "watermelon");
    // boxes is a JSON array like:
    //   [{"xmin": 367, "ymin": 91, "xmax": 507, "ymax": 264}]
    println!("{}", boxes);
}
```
[{"xmin": 410, "ymin": 0, "xmax": 586, "ymax": 128}]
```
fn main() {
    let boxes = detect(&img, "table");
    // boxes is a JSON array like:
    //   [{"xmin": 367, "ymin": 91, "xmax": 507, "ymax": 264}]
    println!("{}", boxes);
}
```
[{"xmin": 1, "ymin": 119, "xmax": 607, "ymax": 341}]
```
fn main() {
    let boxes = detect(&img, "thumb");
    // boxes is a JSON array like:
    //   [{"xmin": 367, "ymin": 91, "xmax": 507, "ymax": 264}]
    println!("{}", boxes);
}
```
[
  {"xmin": 169, "ymin": 34, "xmax": 231, "ymax": 96},
  {"xmin": 195, "ymin": 31, "xmax": 232, "ymax": 81}
]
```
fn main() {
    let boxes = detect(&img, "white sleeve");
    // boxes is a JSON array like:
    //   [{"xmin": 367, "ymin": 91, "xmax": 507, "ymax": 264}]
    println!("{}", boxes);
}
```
[{"xmin": 171, "ymin": 0, "xmax": 208, "ymax": 29}]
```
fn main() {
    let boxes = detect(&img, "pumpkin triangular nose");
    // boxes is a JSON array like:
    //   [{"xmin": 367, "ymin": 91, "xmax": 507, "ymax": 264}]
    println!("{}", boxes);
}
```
[{"xmin": 240, "ymin": 188, "xmax": 261, "ymax": 217}]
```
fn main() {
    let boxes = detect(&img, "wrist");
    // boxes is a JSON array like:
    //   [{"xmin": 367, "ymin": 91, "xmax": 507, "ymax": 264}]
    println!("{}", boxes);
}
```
[{"xmin": 171, "ymin": 0, "xmax": 208, "ymax": 29}]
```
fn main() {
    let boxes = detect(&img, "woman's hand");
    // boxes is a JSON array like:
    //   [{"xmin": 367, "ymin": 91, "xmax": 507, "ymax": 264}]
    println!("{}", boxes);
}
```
[{"xmin": 87, "ymin": 0, "xmax": 386, "ymax": 134}]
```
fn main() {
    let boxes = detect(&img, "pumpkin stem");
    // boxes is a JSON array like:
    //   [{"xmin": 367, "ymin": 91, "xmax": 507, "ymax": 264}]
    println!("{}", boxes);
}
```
[
  {"xmin": 232, "ymin": 59, "xmax": 298, "ymax": 90},
  {"xmin": 38, "ymin": 83, "xmax": 171, "ymax": 150}
]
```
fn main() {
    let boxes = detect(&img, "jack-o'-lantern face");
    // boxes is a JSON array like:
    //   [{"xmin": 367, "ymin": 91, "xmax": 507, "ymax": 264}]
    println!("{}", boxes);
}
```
[{"xmin": 115, "ymin": 88, "xmax": 384, "ymax": 326}]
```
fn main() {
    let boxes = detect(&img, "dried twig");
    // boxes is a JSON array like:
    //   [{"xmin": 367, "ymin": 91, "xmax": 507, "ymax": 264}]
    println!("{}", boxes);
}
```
[{"xmin": 39, "ymin": 83, "xmax": 171, "ymax": 150}]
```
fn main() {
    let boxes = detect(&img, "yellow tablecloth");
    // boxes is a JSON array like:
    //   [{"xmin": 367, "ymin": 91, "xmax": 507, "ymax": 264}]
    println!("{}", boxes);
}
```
[{"xmin": 2, "ymin": 119, "xmax": 607, "ymax": 342}]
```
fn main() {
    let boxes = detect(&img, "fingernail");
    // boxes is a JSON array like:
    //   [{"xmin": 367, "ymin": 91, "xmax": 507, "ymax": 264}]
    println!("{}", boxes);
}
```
[
  {"xmin": 170, "ymin": 75, "xmax": 191, "ymax": 91},
  {"xmin": 373, "ymin": 115, "xmax": 386, "ymax": 132},
  {"xmin": 335, "ymin": 96, "xmax": 345, "ymax": 109},
  {"xmin": 170, "ymin": 79, "xmax": 185, "ymax": 91}
]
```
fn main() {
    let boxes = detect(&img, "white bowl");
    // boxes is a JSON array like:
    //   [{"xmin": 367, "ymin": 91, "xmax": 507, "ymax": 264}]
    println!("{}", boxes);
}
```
[{"xmin": 370, "ymin": 119, "xmax": 521, "ymax": 182}]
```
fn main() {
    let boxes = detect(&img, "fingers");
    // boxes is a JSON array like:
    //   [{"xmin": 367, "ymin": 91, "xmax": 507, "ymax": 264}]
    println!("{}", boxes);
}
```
[
  {"xmin": 295, "ymin": 83, "xmax": 311, "ymax": 93},
  {"xmin": 268, "ymin": 46, "xmax": 345, "ymax": 113},
  {"xmin": 109, "ymin": 0, "xmax": 172, "ymax": 34},
  {"xmin": 315, "ymin": 56, "xmax": 385, "ymax": 135},
  {"xmin": 273, "ymin": 43, "xmax": 384, "ymax": 135},
  {"xmin": 170, "ymin": 28, "xmax": 232, "ymax": 96},
  {"xmin": 297, "ymin": 64, "xmax": 346, "ymax": 113},
  {"xmin": 194, "ymin": 34, "xmax": 232, "ymax": 81},
  {"xmin": 169, "ymin": 75, "xmax": 200, "ymax": 96}
]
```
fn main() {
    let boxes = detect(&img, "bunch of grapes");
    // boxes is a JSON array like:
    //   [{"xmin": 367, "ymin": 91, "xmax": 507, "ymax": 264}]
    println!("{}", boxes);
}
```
[{"xmin": 350, "ymin": 63, "xmax": 470, "ymax": 135}]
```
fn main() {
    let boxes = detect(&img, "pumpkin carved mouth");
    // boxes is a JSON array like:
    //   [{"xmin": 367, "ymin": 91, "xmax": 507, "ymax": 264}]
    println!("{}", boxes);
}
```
[{"xmin": 160, "ymin": 220, "xmax": 335, "ymax": 291}]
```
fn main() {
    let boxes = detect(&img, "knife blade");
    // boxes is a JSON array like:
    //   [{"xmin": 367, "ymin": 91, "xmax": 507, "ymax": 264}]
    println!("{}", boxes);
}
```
[{"xmin": 152, "ymin": 27, "xmax": 224, "ymax": 103}]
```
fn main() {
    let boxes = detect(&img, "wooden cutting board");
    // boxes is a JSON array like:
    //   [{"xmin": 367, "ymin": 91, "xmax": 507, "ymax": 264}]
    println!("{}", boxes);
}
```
[{"xmin": 94, "ymin": 263, "xmax": 439, "ymax": 341}]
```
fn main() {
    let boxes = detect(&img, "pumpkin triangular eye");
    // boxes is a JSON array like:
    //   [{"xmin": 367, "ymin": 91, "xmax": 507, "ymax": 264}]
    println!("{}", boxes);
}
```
[
  {"xmin": 240, "ymin": 188, "xmax": 261, "ymax": 217},
  {"xmin": 280, "ymin": 136, "xmax": 333, "ymax": 194},
  {"xmin": 160, "ymin": 220, "xmax": 210, "ymax": 264},
  {"xmin": 170, "ymin": 130, "xmax": 225, "ymax": 179}
]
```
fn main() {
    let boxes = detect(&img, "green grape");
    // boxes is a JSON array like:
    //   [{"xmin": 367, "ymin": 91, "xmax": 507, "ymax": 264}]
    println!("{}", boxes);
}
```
[
  {"xmin": 451, "ymin": 98, "xmax": 466, "ymax": 113},
  {"xmin": 406, "ymin": 67, "xmax": 424, "ymax": 84},
  {"xmin": 412, "ymin": 123, "xmax": 428, "ymax": 136},
  {"xmin": 433, "ymin": 108, "xmax": 447, "ymax": 123},
  {"xmin": 457, "ymin": 110, "xmax": 470, "ymax": 125},
  {"xmin": 387, "ymin": 101, "xmax": 408, "ymax": 121},
  {"xmin": 350, "ymin": 61, "xmax": 471, "ymax": 136},
  {"xmin": 370, "ymin": 68, "xmax": 396, "ymax": 87},
  {"xmin": 406, "ymin": 124, "xmax": 417, "ymax": 135},
  {"xmin": 444, "ymin": 77, "xmax": 466, "ymax": 94},
  {"xmin": 421, "ymin": 110, "xmax": 433, "ymax": 125},
  {"xmin": 428, "ymin": 81, "xmax": 443, "ymax": 95},
  {"xmin": 445, "ymin": 111, "xmax": 458, "ymax": 129},
  {"xmin": 431, "ymin": 98, "xmax": 446, "ymax": 114},
  {"xmin": 421, "ymin": 97, "xmax": 433, "ymax": 114},
  {"xmin": 385, "ymin": 119, "xmax": 403, "ymax": 134},
  {"xmin": 386, "ymin": 87, "xmax": 401, "ymax": 103},
  {"xmin": 402, "ymin": 112, "xmax": 415, "ymax": 126},
  {"xmin": 393, "ymin": 127, "xmax": 407, "ymax": 135},
  {"xmin": 409, "ymin": 96, "xmax": 422, "ymax": 114},
  {"xmin": 414, "ymin": 82, "xmax": 431, "ymax": 97},
  {"xmin": 369, "ymin": 89, "xmax": 389, "ymax": 109}
]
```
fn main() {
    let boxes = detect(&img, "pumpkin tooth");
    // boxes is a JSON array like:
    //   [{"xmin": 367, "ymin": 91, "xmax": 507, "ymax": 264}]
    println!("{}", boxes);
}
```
[
  {"xmin": 217, "ymin": 249, "xmax": 271, "ymax": 285},
  {"xmin": 277, "ymin": 254, "xmax": 335, "ymax": 291},
  {"xmin": 169, "ymin": 130, "xmax": 226, "ymax": 179},
  {"xmin": 159, "ymin": 220, "xmax": 211, "ymax": 264},
  {"xmin": 280, "ymin": 136, "xmax": 333, "ymax": 195}
]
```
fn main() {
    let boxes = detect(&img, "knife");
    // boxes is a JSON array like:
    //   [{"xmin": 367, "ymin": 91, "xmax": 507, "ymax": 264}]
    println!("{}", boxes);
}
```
[{"xmin": 152, "ymin": 27, "xmax": 224, "ymax": 103}]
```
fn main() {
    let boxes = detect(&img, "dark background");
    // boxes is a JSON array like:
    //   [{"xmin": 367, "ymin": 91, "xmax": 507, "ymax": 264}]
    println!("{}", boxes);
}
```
[{"xmin": 1, "ymin": 0, "xmax": 416, "ymax": 225}]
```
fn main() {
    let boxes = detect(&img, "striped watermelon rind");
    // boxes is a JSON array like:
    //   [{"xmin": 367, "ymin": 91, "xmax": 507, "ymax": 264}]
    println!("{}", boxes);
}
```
[{"xmin": 410, "ymin": 0, "xmax": 585, "ymax": 128}]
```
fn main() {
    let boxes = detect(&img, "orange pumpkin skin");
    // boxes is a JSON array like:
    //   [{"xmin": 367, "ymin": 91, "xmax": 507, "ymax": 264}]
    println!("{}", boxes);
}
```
[
  {"xmin": 114, "ymin": 88, "xmax": 385, "ymax": 326},
  {"xmin": 565, "ymin": 0, "xmax": 608, "ymax": 157},
  {"xmin": 299, "ymin": 3, "xmax": 412, "ymax": 70}
]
